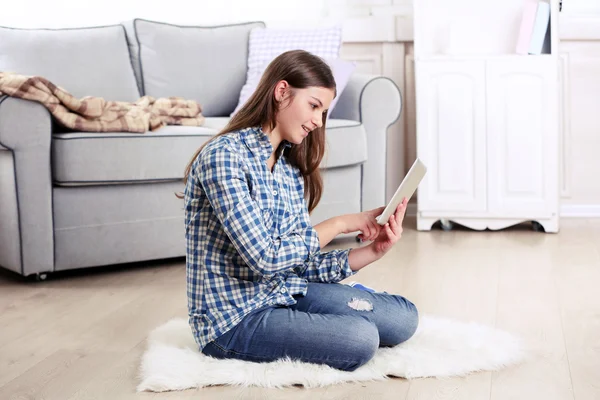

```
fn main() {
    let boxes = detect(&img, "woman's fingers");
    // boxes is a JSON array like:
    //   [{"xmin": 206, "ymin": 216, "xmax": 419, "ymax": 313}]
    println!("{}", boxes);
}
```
[
  {"xmin": 389, "ymin": 214, "xmax": 398, "ymax": 236},
  {"xmin": 368, "ymin": 224, "xmax": 374, "ymax": 240},
  {"xmin": 395, "ymin": 200, "xmax": 403, "ymax": 213},
  {"xmin": 385, "ymin": 223, "xmax": 394, "ymax": 240},
  {"xmin": 389, "ymin": 214, "xmax": 402, "ymax": 239},
  {"xmin": 385, "ymin": 218, "xmax": 393, "ymax": 241},
  {"xmin": 361, "ymin": 212, "xmax": 394, "ymax": 242},
  {"xmin": 393, "ymin": 198, "xmax": 407, "ymax": 225},
  {"xmin": 366, "ymin": 206, "xmax": 385, "ymax": 218},
  {"xmin": 365, "ymin": 220, "xmax": 380, "ymax": 241},
  {"xmin": 371, "ymin": 222, "xmax": 380, "ymax": 240},
  {"xmin": 396, "ymin": 198, "xmax": 407, "ymax": 215}
]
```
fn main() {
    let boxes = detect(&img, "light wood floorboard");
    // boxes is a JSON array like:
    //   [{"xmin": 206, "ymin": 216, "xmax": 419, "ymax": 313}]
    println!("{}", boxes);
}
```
[{"xmin": 1, "ymin": 217, "xmax": 598, "ymax": 400}]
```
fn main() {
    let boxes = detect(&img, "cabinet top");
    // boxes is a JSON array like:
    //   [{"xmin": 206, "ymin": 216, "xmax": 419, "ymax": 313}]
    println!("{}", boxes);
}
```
[{"xmin": 413, "ymin": 0, "xmax": 560, "ymax": 58}]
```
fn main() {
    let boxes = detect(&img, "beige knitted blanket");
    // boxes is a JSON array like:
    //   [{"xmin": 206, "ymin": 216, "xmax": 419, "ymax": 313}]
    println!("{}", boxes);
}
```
[{"xmin": 0, "ymin": 72, "xmax": 205, "ymax": 133}]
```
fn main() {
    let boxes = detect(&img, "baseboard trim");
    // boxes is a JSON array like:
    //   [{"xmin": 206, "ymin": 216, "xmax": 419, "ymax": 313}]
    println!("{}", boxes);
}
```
[
  {"xmin": 560, "ymin": 205, "xmax": 600, "ymax": 218},
  {"xmin": 406, "ymin": 204, "xmax": 600, "ymax": 218}
]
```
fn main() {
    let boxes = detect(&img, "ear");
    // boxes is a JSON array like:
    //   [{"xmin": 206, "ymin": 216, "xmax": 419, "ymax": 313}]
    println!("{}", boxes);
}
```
[{"xmin": 273, "ymin": 80, "xmax": 290, "ymax": 102}]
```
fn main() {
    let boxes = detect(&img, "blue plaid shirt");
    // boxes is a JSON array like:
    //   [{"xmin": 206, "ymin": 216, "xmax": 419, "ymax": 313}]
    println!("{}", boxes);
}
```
[{"xmin": 184, "ymin": 126, "xmax": 356, "ymax": 350}]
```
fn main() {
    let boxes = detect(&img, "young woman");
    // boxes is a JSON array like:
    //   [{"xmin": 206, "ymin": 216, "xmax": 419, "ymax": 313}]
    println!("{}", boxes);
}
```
[{"xmin": 182, "ymin": 49, "xmax": 418, "ymax": 372}]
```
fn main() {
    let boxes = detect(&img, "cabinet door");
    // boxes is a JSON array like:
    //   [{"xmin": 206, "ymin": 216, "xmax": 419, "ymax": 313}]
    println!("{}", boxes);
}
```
[
  {"xmin": 416, "ymin": 60, "xmax": 487, "ymax": 212},
  {"xmin": 486, "ymin": 59, "xmax": 559, "ymax": 217}
]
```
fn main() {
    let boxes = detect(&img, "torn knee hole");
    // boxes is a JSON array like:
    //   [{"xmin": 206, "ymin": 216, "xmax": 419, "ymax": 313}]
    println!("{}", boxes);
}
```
[{"xmin": 347, "ymin": 298, "xmax": 374, "ymax": 311}]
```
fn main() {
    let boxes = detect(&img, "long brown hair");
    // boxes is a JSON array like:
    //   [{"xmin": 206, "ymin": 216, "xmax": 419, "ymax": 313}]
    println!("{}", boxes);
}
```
[{"xmin": 179, "ymin": 49, "xmax": 336, "ymax": 213}]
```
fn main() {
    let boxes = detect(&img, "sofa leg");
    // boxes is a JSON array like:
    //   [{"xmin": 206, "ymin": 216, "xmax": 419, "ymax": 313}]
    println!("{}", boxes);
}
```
[{"xmin": 28, "ymin": 272, "xmax": 50, "ymax": 282}]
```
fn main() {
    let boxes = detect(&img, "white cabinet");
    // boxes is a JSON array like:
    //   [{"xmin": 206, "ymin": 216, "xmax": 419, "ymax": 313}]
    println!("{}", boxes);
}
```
[
  {"xmin": 416, "ymin": 60, "xmax": 487, "ymax": 213},
  {"xmin": 486, "ymin": 59, "xmax": 559, "ymax": 219},
  {"xmin": 414, "ymin": 0, "xmax": 561, "ymax": 232}
]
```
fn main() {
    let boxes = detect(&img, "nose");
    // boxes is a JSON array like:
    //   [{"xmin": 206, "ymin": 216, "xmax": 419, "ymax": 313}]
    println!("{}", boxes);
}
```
[{"xmin": 312, "ymin": 115, "xmax": 323, "ymax": 129}]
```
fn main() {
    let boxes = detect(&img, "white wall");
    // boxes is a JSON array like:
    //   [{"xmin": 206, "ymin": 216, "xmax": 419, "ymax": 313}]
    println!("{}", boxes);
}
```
[
  {"xmin": 2, "ymin": 0, "xmax": 597, "ymax": 30},
  {"xmin": 0, "ymin": 0, "xmax": 331, "ymax": 29},
  {"xmin": 564, "ymin": 0, "xmax": 600, "ymax": 14},
  {"xmin": 0, "ymin": 0, "xmax": 420, "ymax": 29}
]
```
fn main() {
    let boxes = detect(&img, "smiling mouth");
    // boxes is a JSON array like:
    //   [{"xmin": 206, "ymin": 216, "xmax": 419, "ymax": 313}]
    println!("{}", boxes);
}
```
[{"xmin": 302, "ymin": 125, "xmax": 311, "ymax": 134}]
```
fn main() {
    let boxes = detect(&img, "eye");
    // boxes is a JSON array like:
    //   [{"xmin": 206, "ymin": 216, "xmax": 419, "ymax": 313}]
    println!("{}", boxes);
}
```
[{"xmin": 310, "ymin": 103, "xmax": 318, "ymax": 109}]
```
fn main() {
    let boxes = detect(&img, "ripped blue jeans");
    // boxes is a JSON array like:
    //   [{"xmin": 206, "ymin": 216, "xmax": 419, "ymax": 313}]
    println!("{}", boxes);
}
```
[{"xmin": 201, "ymin": 282, "xmax": 419, "ymax": 371}]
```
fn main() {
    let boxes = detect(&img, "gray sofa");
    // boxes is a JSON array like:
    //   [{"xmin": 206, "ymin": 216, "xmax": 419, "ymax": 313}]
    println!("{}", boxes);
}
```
[{"xmin": 0, "ymin": 19, "xmax": 402, "ymax": 279}]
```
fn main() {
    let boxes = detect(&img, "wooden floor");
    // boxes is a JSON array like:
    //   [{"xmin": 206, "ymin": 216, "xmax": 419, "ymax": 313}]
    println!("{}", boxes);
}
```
[{"xmin": 1, "ymin": 217, "xmax": 599, "ymax": 400}]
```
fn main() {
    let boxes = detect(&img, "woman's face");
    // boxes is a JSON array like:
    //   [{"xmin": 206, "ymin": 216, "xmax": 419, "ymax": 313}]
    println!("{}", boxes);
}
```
[{"xmin": 275, "ymin": 84, "xmax": 335, "ymax": 145}]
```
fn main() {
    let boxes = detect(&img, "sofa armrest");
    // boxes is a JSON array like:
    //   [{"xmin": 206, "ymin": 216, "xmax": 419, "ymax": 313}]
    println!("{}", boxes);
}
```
[
  {"xmin": 330, "ymin": 74, "xmax": 402, "ymax": 211},
  {"xmin": 0, "ymin": 96, "xmax": 54, "ymax": 276}
]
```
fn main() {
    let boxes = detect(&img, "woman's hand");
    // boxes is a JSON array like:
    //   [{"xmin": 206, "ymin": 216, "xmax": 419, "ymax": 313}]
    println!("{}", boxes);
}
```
[
  {"xmin": 339, "ymin": 206, "xmax": 385, "ymax": 241},
  {"xmin": 370, "ymin": 198, "xmax": 407, "ymax": 256},
  {"xmin": 315, "ymin": 206, "xmax": 384, "ymax": 249}
]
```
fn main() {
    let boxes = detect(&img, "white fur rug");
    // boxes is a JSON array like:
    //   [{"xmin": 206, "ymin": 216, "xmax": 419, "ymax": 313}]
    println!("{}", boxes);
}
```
[{"xmin": 137, "ymin": 315, "xmax": 528, "ymax": 392}]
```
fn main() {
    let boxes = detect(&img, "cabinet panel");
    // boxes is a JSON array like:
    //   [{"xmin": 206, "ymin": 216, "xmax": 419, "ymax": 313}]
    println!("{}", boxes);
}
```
[
  {"xmin": 486, "ymin": 59, "xmax": 559, "ymax": 217},
  {"xmin": 416, "ymin": 60, "xmax": 487, "ymax": 212}
]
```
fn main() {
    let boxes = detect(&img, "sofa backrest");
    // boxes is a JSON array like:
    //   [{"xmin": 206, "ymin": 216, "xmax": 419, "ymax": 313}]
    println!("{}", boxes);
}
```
[
  {"xmin": 122, "ymin": 19, "xmax": 264, "ymax": 117},
  {"xmin": 0, "ymin": 25, "xmax": 140, "ymax": 102}
]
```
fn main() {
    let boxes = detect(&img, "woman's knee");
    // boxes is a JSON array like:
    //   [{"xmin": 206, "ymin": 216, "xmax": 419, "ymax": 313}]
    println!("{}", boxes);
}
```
[
  {"xmin": 387, "ymin": 299, "xmax": 419, "ymax": 346},
  {"xmin": 343, "ymin": 318, "xmax": 380, "ymax": 371}
]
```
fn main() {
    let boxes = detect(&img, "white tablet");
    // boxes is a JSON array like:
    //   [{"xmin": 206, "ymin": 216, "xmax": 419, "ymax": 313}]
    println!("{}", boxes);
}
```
[{"xmin": 376, "ymin": 158, "xmax": 427, "ymax": 225}]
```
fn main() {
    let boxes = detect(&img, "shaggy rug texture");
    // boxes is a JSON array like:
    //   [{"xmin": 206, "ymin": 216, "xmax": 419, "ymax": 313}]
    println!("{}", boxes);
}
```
[{"xmin": 137, "ymin": 315, "xmax": 528, "ymax": 392}]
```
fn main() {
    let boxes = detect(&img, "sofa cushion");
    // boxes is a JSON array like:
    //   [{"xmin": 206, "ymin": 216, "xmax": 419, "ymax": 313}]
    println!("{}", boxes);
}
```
[
  {"xmin": 0, "ymin": 25, "xmax": 140, "ymax": 102},
  {"xmin": 123, "ymin": 19, "xmax": 264, "ymax": 117},
  {"xmin": 51, "ymin": 118, "xmax": 367, "ymax": 184},
  {"xmin": 52, "ymin": 125, "xmax": 215, "ymax": 184}
]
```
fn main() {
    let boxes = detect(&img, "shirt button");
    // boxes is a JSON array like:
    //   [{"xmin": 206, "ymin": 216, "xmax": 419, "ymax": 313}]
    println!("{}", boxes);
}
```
[
  {"xmin": 273, "ymin": 190, "xmax": 278, "ymax": 196},
  {"xmin": 280, "ymin": 287, "xmax": 286, "ymax": 293}
]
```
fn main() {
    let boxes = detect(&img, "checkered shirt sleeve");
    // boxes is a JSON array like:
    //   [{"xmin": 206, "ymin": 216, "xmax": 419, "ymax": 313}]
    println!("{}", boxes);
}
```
[{"xmin": 197, "ymin": 143, "xmax": 316, "ymax": 274}]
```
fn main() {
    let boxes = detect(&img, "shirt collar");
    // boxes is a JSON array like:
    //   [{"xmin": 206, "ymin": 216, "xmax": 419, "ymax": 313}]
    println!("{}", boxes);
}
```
[{"xmin": 242, "ymin": 126, "xmax": 292, "ymax": 159}]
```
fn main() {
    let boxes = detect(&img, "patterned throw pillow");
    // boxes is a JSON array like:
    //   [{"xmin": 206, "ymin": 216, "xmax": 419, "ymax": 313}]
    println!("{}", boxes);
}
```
[{"xmin": 232, "ymin": 26, "xmax": 349, "ymax": 116}]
